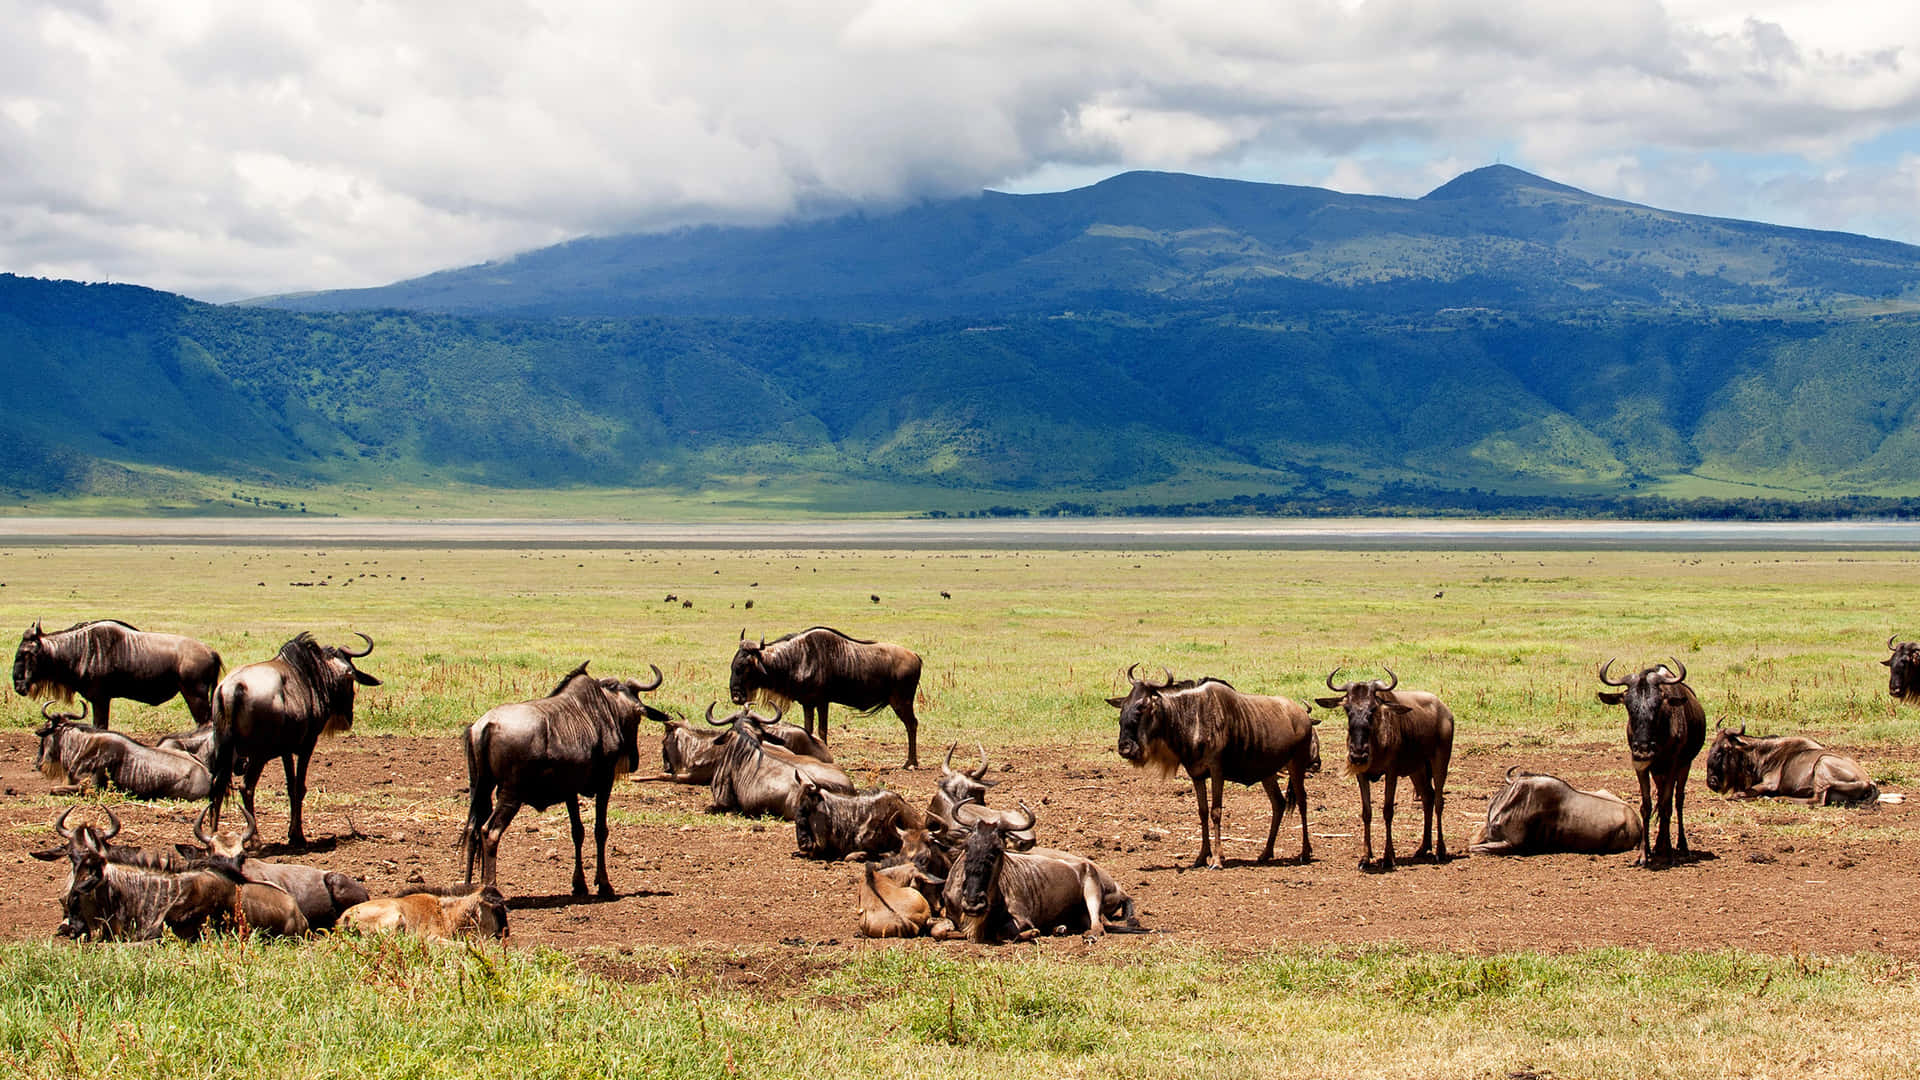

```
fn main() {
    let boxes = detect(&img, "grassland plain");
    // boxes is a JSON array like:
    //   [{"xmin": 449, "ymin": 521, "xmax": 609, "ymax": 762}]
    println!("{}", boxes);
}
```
[{"xmin": 6, "ymin": 541, "xmax": 1920, "ymax": 1078}]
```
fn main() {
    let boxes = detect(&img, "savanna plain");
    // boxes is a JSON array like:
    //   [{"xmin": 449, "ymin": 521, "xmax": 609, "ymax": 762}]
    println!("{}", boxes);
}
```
[{"xmin": 4, "ymin": 540, "xmax": 1920, "ymax": 1079}]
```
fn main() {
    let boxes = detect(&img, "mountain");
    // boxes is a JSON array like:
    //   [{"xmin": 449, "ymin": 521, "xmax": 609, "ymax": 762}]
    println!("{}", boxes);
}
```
[
  {"xmin": 10, "ymin": 167, "xmax": 1920, "ymax": 515},
  {"xmin": 252, "ymin": 166, "xmax": 1920, "ymax": 321}
]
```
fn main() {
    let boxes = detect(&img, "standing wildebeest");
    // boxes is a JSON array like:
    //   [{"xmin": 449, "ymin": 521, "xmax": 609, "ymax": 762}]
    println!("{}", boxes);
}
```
[
  {"xmin": 730, "ymin": 626, "xmax": 924, "ymax": 767},
  {"xmin": 34, "ymin": 700, "xmax": 213, "ymax": 800},
  {"xmin": 1596, "ymin": 658, "xmax": 1707, "ymax": 866},
  {"xmin": 1705, "ymin": 727, "xmax": 1879, "ymax": 806},
  {"xmin": 1316, "ymin": 668, "xmax": 1455, "ymax": 871},
  {"xmin": 1882, "ymin": 635, "xmax": 1920, "ymax": 704},
  {"xmin": 1110, "ymin": 667, "xmax": 1320, "ymax": 868},
  {"xmin": 178, "ymin": 807, "xmax": 371, "ymax": 930},
  {"xmin": 1468, "ymin": 768, "xmax": 1645, "ymax": 856},
  {"xmin": 933, "ymin": 803, "xmax": 1142, "ymax": 943},
  {"xmin": 462, "ymin": 662, "xmax": 668, "ymax": 898},
  {"xmin": 706, "ymin": 704, "xmax": 854, "ymax": 819},
  {"xmin": 14, "ymin": 619, "xmax": 222, "ymax": 730},
  {"xmin": 209, "ymin": 631, "xmax": 381, "ymax": 847}
]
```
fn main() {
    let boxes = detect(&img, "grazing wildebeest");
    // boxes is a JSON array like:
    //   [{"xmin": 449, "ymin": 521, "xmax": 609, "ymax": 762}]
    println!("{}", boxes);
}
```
[
  {"xmin": 1316, "ymin": 668, "xmax": 1455, "ymax": 871},
  {"xmin": 177, "ymin": 806, "xmax": 371, "ymax": 930},
  {"xmin": 1468, "ymin": 767, "xmax": 1645, "ymax": 856},
  {"xmin": 1882, "ymin": 635, "xmax": 1920, "ymax": 704},
  {"xmin": 340, "ymin": 885, "xmax": 509, "ymax": 940},
  {"xmin": 650, "ymin": 703, "xmax": 833, "ymax": 784},
  {"xmin": 1109, "ymin": 667, "xmax": 1320, "ymax": 868},
  {"xmin": 35, "ymin": 807, "xmax": 306, "ymax": 940},
  {"xmin": 13, "ymin": 619, "xmax": 222, "ymax": 730},
  {"xmin": 462, "ymin": 662, "xmax": 668, "ymax": 898},
  {"xmin": 209, "ymin": 631, "xmax": 381, "ymax": 847},
  {"xmin": 793, "ymin": 775, "xmax": 919, "ymax": 860},
  {"xmin": 706, "ymin": 704, "xmax": 854, "ymax": 819},
  {"xmin": 33, "ymin": 700, "xmax": 213, "ymax": 800},
  {"xmin": 924, "ymin": 742, "xmax": 1035, "ymax": 849},
  {"xmin": 855, "ymin": 861, "xmax": 940, "ymax": 939},
  {"xmin": 1705, "ymin": 727, "xmax": 1879, "ymax": 807},
  {"xmin": 730, "ymin": 626, "xmax": 924, "ymax": 767},
  {"xmin": 1596, "ymin": 658, "xmax": 1707, "ymax": 866},
  {"xmin": 932, "ymin": 803, "xmax": 1142, "ymax": 943}
]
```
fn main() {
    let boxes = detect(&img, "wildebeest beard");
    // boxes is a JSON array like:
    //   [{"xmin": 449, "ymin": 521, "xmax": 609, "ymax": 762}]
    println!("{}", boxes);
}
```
[{"xmin": 749, "ymin": 687, "xmax": 796, "ymax": 711}]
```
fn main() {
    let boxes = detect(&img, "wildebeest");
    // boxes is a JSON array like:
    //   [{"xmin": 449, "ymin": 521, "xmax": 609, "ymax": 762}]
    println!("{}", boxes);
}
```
[
  {"xmin": 1111, "ymin": 667, "xmax": 1319, "ymax": 868},
  {"xmin": 33, "ymin": 700, "xmax": 212, "ymax": 800},
  {"xmin": 35, "ymin": 807, "xmax": 306, "ymax": 940},
  {"xmin": 730, "ymin": 626, "xmax": 924, "ymax": 767},
  {"xmin": 855, "ymin": 861, "xmax": 940, "ymax": 938},
  {"xmin": 209, "ymin": 631, "xmax": 382, "ymax": 847},
  {"xmin": 1882, "ymin": 635, "xmax": 1920, "ymax": 704},
  {"xmin": 933, "ymin": 803, "xmax": 1142, "ymax": 943},
  {"xmin": 13, "ymin": 619, "xmax": 222, "ymax": 730},
  {"xmin": 1704, "ymin": 727, "xmax": 1880, "ymax": 807},
  {"xmin": 1468, "ymin": 768, "xmax": 1645, "ymax": 856},
  {"xmin": 793, "ymin": 775, "xmax": 919, "ymax": 860},
  {"xmin": 651, "ymin": 703, "xmax": 833, "ymax": 784},
  {"xmin": 706, "ymin": 704, "xmax": 854, "ymax": 819},
  {"xmin": 462, "ymin": 662, "xmax": 668, "ymax": 898},
  {"xmin": 156, "ymin": 723, "xmax": 218, "ymax": 768},
  {"xmin": 177, "ymin": 806, "xmax": 371, "ymax": 930},
  {"xmin": 340, "ymin": 885, "xmax": 509, "ymax": 940},
  {"xmin": 1316, "ymin": 667, "xmax": 1455, "ymax": 871},
  {"xmin": 1596, "ymin": 658, "xmax": 1707, "ymax": 866},
  {"xmin": 924, "ymin": 742, "xmax": 1035, "ymax": 849}
]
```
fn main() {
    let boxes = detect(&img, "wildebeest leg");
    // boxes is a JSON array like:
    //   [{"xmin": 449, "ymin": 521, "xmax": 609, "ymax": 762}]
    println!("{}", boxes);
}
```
[
  {"xmin": 1380, "ymin": 774, "xmax": 1400, "ymax": 871},
  {"xmin": 89, "ymin": 695, "xmax": 111, "ymax": 731},
  {"xmin": 817, "ymin": 703, "xmax": 830, "ymax": 743},
  {"xmin": 479, "ymin": 797, "xmax": 523, "ymax": 888},
  {"xmin": 592, "ymin": 788, "xmax": 614, "ymax": 899},
  {"xmin": 240, "ymin": 759, "xmax": 267, "ymax": 836},
  {"xmin": 1408, "ymin": 769, "xmax": 1435, "ymax": 859},
  {"xmin": 1079, "ymin": 870, "xmax": 1107, "ymax": 937},
  {"xmin": 1673, "ymin": 762, "xmax": 1692, "ymax": 853},
  {"xmin": 1191, "ymin": 775, "xmax": 1219, "ymax": 868},
  {"xmin": 1356, "ymin": 777, "xmax": 1374, "ymax": 869},
  {"xmin": 565, "ymin": 796, "xmax": 589, "ymax": 897},
  {"xmin": 1258, "ymin": 775, "xmax": 1284, "ymax": 862},
  {"xmin": 1652, "ymin": 774, "xmax": 1677, "ymax": 860},
  {"xmin": 281, "ymin": 753, "xmax": 307, "ymax": 848},
  {"xmin": 1634, "ymin": 768, "xmax": 1654, "ymax": 867},
  {"xmin": 1430, "ymin": 749, "xmax": 1450, "ymax": 861},
  {"xmin": 182, "ymin": 684, "xmax": 213, "ymax": 729},
  {"xmin": 1287, "ymin": 763, "xmax": 1312, "ymax": 863},
  {"xmin": 892, "ymin": 692, "xmax": 920, "ymax": 769}
]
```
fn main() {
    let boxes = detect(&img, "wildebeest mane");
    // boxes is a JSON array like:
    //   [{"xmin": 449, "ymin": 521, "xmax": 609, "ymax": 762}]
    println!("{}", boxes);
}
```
[
  {"xmin": 531, "ymin": 662, "xmax": 628, "ymax": 759},
  {"xmin": 1137, "ymin": 679, "xmax": 1297, "ymax": 780},
  {"xmin": 764, "ymin": 630, "xmax": 892, "ymax": 713},
  {"xmin": 771, "ymin": 626, "xmax": 878, "ymax": 647},
  {"xmin": 274, "ymin": 632, "xmax": 341, "ymax": 723},
  {"xmin": 29, "ymin": 620, "xmax": 147, "ymax": 693},
  {"xmin": 547, "ymin": 662, "xmax": 595, "ymax": 700}
]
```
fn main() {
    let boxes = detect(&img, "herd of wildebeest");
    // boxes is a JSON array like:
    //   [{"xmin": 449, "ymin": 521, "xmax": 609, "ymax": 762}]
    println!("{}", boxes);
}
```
[{"xmin": 14, "ymin": 618, "xmax": 1912, "ymax": 946}]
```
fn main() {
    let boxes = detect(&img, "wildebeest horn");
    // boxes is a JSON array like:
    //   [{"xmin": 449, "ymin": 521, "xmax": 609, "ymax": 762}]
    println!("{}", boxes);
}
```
[
  {"xmin": 195, "ymin": 806, "xmax": 214, "ymax": 847},
  {"xmin": 943, "ymin": 742, "xmax": 959, "ymax": 773},
  {"xmin": 1370, "ymin": 667, "xmax": 1397, "ymax": 692},
  {"xmin": 631, "ymin": 664, "xmax": 664, "ymax": 692},
  {"xmin": 748, "ymin": 701, "xmax": 784, "ymax": 725},
  {"xmin": 240, "ymin": 805, "xmax": 258, "ymax": 847},
  {"xmin": 971, "ymin": 742, "xmax": 990, "ymax": 781},
  {"xmin": 1325, "ymin": 667, "xmax": 1352, "ymax": 693},
  {"xmin": 1010, "ymin": 801, "xmax": 1037, "ymax": 832},
  {"xmin": 343, "ymin": 632, "xmax": 375, "ymax": 658},
  {"xmin": 705, "ymin": 702, "xmax": 728, "ymax": 727},
  {"xmin": 1126, "ymin": 662, "xmax": 1142, "ymax": 683},
  {"xmin": 1505, "ymin": 765, "xmax": 1521, "ymax": 782},
  {"xmin": 31, "ymin": 618, "xmax": 42, "ymax": 635},
  {"xmin": 949, "ymin": 795, "xmax": 984, "ymax": 832},
  {"xmin": 54, "ymin": 805, "xmax": 78, "ymax": 841},
  {"xmin": 1597, "ymin": 658, "xmax": 1629, "ymax": 687},
  {"xmin": 1661, "ymin": 657, "xmax": 1686, "ymax": 684},
  {"xmin": 1891, "ymin": 634, "xmax": 1902, "ymax": 653},
  {"xmin": 40, "ymin": 699, "xmax": 88, "ymax": 724},
  {"xmin": 99, "ymin": 807, "xmax": 120, "ymax": 841}
]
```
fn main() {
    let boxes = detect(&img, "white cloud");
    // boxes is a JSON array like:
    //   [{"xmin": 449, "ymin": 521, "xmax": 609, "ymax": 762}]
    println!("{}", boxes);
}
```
[{"xmin": 1, "ymin": 0, "xmax": 1918, "ymax": 299}]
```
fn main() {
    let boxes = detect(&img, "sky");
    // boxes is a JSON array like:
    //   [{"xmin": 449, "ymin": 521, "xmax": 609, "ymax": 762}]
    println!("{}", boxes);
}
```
[{"xmin": 3, "ymin": 0, "xmax": 1919, "ymax": 302}]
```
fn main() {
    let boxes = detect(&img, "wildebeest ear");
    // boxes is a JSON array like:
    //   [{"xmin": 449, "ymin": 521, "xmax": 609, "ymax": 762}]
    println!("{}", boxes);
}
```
[
  {"xmin": 1313, "ymin": 696, "xmax": 1344, "ymax": 709},
  {"xmin": 1882, "ymin": 657, "xmax": 1894, "ymax": 666},
  {"xmin": 352, "ymin": 669, "xmax": 382, "ymax": 686},
  {"xmin": 1596, "ymin": 691, "xmax": 1625, "ymax": 706},
  {"xmin": 30, "ymin": 846, "xmax": 66, "ymax": 862},
  {"xmin": 1104, "ymin": 695, "xmax": 1128, "ymax": 708},
  {"xmin": 175, "ymin": 844, "xmax": 203, "ymax": 858}
]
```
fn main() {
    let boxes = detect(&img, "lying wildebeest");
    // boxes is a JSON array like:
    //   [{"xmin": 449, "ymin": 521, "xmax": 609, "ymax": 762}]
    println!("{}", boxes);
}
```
[
  {"xmin": 1705, "ymin": 727, "xmax": 1879, "ymax": 807},
  {"xmin": 706, "ymin": 704, "xmax": 854, "ymax": 819},
  {"xmin": 35, "ymin": 807, "xmax": 306, "ymax": 940},
  {"xmin": 340, "ymin": 884, "xmax": 509, "ymax": 940},
  {"xmin": 1596, "ymin": 658, "xmax": 1706, "ymax": 866},
  {"xmin": 462, "ymin": 661, "xmax": 668, "ymax": 897},
  {"xmin": 1882, "ymin": 635, "xmax": 1920, "ymax": 704},
  {"xmin": 156, "ymin": 722, "xmax": 218, "ymax": 768},
  {"xmin": 651, "ymin": 703, "xmax": 834, "ymax": 784},
  {"xmin": 14, "ymin": 618, "xmax": 222, "ymax": 730},
  {"xmin": 932, "ymin": 803, "xmax": 1142, "ymax": 943},
  {"xmin": 1468, "ymin": 768, "xmax": 1645, "ymax": 856},
  {"xmin": 177, "ymin": 806, "xmax": 371, "ymax": 930},
  {"xmin": 1317, "ymin": 667, "xmax": 1455, "ymax": 871},
  {"xmin": 209, "ymin": 631, "xmax": 381, "ymax": 847},
  {"xmin": 793, "ymin": 773, "xmax": 919, "ymax": 860},
  {"xmin": 855, "ymin": 861, "xmax": 942, "ymax": 939},
  {"xmin": 924, "ymin": 742, "xmax": 1035, "ymax": 850},
  {"xmin": 33, "ymin": 700, "xmax": 212, "ymax": 800},
  {"xmin": 731, "ymin": 626, "xmax": 924, "ymax": 767},
  {"xmin": 1112, "ymin": 667, "xmax": 1320, "ymax": 868}
]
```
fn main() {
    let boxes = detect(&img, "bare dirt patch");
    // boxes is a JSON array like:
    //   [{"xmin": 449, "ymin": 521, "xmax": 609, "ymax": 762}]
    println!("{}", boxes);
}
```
[{"xmin": 5, "ymin": 729, "xmax": 1913, "ymax": 957}]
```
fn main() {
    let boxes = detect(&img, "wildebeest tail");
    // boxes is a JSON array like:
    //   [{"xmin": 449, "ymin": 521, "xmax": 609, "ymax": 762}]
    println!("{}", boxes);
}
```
[
  {"xmin": 461, "ymin": 723, "xmax": 492, "ymax": 879},
  {"xmin": 208, "ymin": 681, "xmax": 242, "ymax": 803}
]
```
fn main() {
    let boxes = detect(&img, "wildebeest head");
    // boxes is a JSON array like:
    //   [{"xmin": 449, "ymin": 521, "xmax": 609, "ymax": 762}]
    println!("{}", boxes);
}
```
[
  {"xmin": 32, "ymin": 699, "xmax": 89, "ymax": 782},
  {"xmin": 938, "ymin": 741, "xmax": 997, "ymax": 805},
  {"xmin": 34, "ymin": 807, "xmax": 121, "ymax": 936},
  {"xmin": 791, "ymin": 771, "xmax": 829, "ymax": 855},
  {"xmin": 326, "ymin": 632, "xmax": 383, "ymax": 689},
  {"xmin": 1315, "ymin": 668, "xmax": 1405, "ymax": 774},
  {"xmin": 728, "ymin": 634, "xmax": 770, "ymax": 706},
  {"xmin": 1106, "ymin": 665, "xmax": 1183, "ymax": 776},
  {"xmin": 1703, "ymin": 726, "xmax": 1753, "ymax": 794},
  {"xmin": 1883, "ymin": 635, "xmax": 1920, "ymax": 704},
  {"xmin": 14, "ymin": 620, "xmax": 47, "ymax": 697},
  {"xmin": 1596, "ymin": 658, "xmax": 1690, "ymax": 765},
  {"xmin": 180, "ymin": 804, "xmax": 259, "ymax": 863},
  {"xmin": 949, "ymin": 800, "xmax": 1036, "ymax": 920}
]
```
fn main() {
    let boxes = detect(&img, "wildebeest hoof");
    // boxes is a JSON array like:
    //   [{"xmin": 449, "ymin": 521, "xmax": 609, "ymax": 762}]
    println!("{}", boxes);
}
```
[
  {"xmin": 571, "ymin": 884, "xmax": 590, "ymax": 898},
  {"xmin": 595, "ymin": 885, "xmax": 616, "ymax": 901}
]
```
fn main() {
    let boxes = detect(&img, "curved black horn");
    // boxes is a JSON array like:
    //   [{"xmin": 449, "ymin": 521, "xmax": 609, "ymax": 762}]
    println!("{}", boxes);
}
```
[
  {"xmin": 949, "ymin": 795, "xmax": 985, "ymax": 832},
  {"xmin": 748, "ymin": 701, "xmax": 785, "ymax": 725},
  {"xmin": 1375, "ymin": 667, "xmax": 1398, "ymax": 692},
  {"xmin": 1597, "ymin": 658, "xmax": 1628, "ymax": 687},
  {"xmin": 40, "ymin": 699, "xmax": 88, "ymax": 725},
  {"xmin": 343, "ymin": 632, "xmax": 374, "ymax": 658},
  {"xmin": 1662, "ymin": 657, "xmax": 1687, "ymax": 685},
  {"xmin": 1325, "ymin": 667, "xmax": 1351, "ymax": 693},
  {"xmin": 194, "ymin": 806, "xmax": 213, "ymax": 847},
  {"xmin": 942, "ymin": 742, "xmax": 959, "ymax": 774},
  {"xmin": 1126, "ymin": 662, "xmax": 1142, "ymax": 683},
  {"xmin": 1891, "ymin": 634, "xmax": 1902, "ymax": 653},
  {"xmin": 1505, "ymin": 765, "xmax": 1520, "ymax": 782},
  {"xmin": 971, "ymin": 742, "xmax": 990, "ymax": 781},
  {"xmin": 705, "ymin": 702, "xmax": 729, "ymax": 727},
  {"xmin": 99, "ymin": 807, "xmax": 120, "ymax": 841},
  {"xmin": 1159, "ymin": 666, "xmax": 1174, "ymax": 688},
  {"xmin": 632, "ymin": 664, "xmax": 664, "ymax": 692},
  {"xmin": 240, "ymin": 805, "xmax": 258, "ymax": 848},
  {"xmin": 54, "ymin": 805, "xmax": 77, "ymax": 841},
  {"xmin": 1009, "ymin": 801, "xmax": 1037, "ymax": 833}
]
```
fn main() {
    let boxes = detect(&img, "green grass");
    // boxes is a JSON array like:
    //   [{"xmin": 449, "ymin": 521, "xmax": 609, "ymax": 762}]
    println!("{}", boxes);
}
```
[{"xmin": 3, "ymin": 937, "xmax": 1916, "ymax": 1079}]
